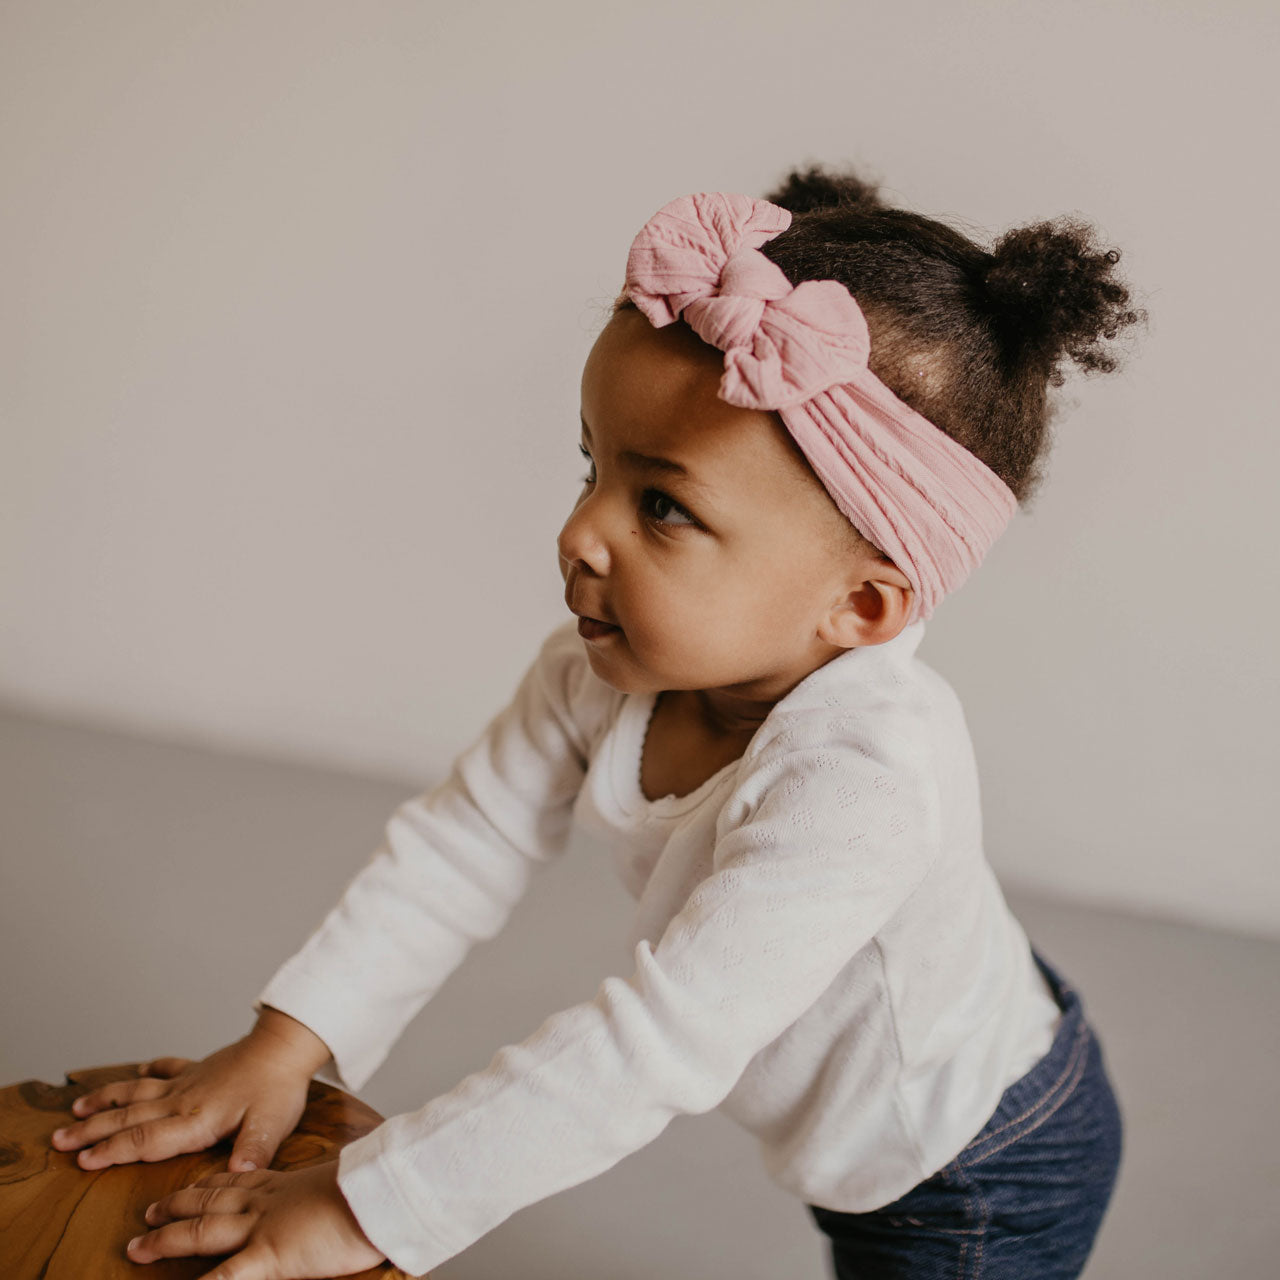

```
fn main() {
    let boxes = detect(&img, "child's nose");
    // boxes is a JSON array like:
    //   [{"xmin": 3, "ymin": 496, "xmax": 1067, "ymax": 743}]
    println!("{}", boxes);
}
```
[{"xmin": 556, "ymin": 495, "xmax": 611, "ymax": 576}]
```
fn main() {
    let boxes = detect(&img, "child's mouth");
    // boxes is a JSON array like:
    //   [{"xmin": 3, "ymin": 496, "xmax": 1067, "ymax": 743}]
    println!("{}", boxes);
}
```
[{"xmin": 577, "ymin": 616, "xmax": 620, "ymax": 641}]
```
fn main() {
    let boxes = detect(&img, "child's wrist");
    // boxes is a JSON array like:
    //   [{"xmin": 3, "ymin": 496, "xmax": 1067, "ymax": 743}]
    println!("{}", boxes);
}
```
[{"xmin": 248, "ymin": 1005, "xmax": 333, "ymax": 1076}]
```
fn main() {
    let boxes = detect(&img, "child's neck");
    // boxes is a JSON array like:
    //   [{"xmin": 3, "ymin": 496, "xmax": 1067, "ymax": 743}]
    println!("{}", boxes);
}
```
[
  {"xmin": 682, "ymin": 646, "xmax": 849, "ymax": 738},
  {"xmin": 684, "ymin": 688, "xmax": 777, "ymax": 739}
]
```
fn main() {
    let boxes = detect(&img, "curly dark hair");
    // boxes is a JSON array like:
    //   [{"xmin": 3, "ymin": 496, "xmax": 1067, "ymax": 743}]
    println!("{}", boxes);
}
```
[{"xmin": 617, "ymin": 163, "xmax": 1144, "ymax": 512}]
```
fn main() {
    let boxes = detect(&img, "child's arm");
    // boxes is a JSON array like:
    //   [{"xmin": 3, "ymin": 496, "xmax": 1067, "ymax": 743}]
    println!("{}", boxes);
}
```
[{"xmin": 250, "ymin": 619, "xmax": 597, "ymax": 1095}]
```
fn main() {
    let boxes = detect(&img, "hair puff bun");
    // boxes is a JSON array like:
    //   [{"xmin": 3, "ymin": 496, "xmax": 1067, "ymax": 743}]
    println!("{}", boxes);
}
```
[
  {"xmin": 983, "ymin": 219, "xmax": 1143, "ymax": 383},
  {"xmin": 766, "ymin": 164, "xmax": 884, "ymax": 214}
]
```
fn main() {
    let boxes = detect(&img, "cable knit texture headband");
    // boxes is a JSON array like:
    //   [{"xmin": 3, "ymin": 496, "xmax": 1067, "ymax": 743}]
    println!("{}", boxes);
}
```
[{"xmin": 624, "ymin": 192, "xmax": 1018, "ymax": 625}]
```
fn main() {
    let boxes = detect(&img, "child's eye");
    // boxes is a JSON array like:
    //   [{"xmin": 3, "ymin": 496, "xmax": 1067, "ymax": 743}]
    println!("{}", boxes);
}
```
[
  {"xmin": 576, "ymin": 445, "xmax": 697, "ymax": 529},
  {"xmin": 641, "ymin": 488, "xmax": 696, "ymax": 528}
]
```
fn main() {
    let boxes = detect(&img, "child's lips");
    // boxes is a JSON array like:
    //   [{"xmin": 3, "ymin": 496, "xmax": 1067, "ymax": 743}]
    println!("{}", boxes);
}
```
[{"xmin": 577, "ymin": 616, "xmax": 620, "ymax": 641}]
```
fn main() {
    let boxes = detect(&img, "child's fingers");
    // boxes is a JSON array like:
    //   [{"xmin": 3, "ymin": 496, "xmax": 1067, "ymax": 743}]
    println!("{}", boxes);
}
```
[
  {"xmin": 144, "ymin": 1183, "xmax": 250, "ymax": 1226},
  {"xmin": 75, "ymin": 1110, "xmax": 217, "ymax": 1169},
  {"xmin": 137, "ymin": 1056, "xmax": 193, "ymax": 1079},
  {"xmin": 228, "ymin": 1106, "xmax": 293, "ymax": 1173},
  {"xmin": 70, "ymin": 1076, "xmax": 170, "ymax": 1118},
  {"xmin": 125, "ymin": 1212, "xmax": 251, "ymax": 1264},
  {"xmin": 53, "ymin": 1097, "xmax": 174, "ymax": 1151}
]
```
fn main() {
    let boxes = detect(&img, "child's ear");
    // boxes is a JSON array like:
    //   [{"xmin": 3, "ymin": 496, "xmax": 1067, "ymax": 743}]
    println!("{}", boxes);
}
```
[{"xmin": 818, "ymin": 562, "xmax": 915, "ymax": 649}]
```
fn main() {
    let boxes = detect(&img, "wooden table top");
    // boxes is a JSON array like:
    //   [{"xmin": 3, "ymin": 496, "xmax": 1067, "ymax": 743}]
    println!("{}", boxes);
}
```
[{"xmin": 0, "ymin": 1063, "xmax": 416, "ymax": 1279}]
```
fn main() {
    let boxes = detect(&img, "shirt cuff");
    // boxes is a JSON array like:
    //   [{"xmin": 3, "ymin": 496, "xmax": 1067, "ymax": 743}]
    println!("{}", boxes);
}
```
[
  {"xmin": 338, "ymin": 1128, "xmax": 466, "ymax": 1277},
  {"xmin": 254, "ymin": 961, "xmax": 385, "ymax": 1093}
]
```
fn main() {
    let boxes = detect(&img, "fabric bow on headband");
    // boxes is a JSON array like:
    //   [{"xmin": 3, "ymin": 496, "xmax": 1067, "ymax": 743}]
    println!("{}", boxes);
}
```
[{"xmin": 624, "ymin": 192, "xmax": 1018, "ymax": 625}]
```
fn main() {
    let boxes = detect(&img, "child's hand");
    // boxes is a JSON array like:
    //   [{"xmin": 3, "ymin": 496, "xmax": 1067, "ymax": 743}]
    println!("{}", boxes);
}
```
[
  {"xmin": 51, "ymin": 1009, "xmax": 330, "ymax": 1173},
  {"xmin": 125, "ymin": 1159, "xmax": 386, "ymax": 1279}
]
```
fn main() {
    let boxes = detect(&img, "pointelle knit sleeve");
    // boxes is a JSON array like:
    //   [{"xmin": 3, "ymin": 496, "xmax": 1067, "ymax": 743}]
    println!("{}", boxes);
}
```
[
  {"xmin": 335, "ymin": 712, "xmax": 941, "ymax": 1275},
  {"xmin": 255, "ymin": 619, "xmax": 597, "ymax": 1092}
]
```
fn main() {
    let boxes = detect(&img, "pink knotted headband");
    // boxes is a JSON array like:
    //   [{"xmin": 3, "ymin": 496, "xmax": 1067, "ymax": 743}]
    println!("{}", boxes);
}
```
[{"xmin": 624, "ymin": 192, "xmax": 1018, "ymax": 625}]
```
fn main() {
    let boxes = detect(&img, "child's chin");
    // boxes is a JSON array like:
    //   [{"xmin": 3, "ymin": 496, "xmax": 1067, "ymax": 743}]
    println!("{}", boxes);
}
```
[{"xmin": 583, "ymin": 644, "xmax": 642, "ymax": 690}]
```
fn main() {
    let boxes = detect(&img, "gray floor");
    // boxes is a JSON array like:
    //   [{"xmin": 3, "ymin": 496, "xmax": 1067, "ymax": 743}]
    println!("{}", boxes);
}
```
[{"xmin": 2, "ymin": 706, "xmax": 1277, "ymax": 1278}]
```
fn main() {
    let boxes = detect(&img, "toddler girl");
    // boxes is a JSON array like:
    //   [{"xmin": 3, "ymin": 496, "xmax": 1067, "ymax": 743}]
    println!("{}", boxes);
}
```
[{"xmin": 52, "ymin": 164, "xmax": 1142, "ymax": 1280}]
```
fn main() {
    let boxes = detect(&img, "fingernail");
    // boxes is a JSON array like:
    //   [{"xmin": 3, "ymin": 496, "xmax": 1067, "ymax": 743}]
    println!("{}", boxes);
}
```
[
  {"xmin": 128, "ymin": 1236, "xmax": 143, "ymax": 1251},
  {"xmin": 52, "ymin": 1128, "xmax": 66, "ymax": 1142}
]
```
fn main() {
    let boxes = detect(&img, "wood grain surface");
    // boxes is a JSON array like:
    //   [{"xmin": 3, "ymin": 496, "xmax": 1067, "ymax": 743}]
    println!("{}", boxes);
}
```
[{"xmin": 0, "ymin": 1063, "xmax": 417, "ymax": 1279}]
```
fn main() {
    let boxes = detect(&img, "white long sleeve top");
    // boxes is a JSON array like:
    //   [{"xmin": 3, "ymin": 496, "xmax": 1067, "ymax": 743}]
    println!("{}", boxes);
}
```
[{"xmin": 257, "ymin": 617, "xmax": 1061, "ymax": 1276}]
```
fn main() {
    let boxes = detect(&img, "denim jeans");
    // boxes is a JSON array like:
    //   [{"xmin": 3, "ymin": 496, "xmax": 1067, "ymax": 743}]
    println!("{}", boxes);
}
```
[{"xmin": 808, "ymin": 951, "xmax": 1122, "ymax": 1279}]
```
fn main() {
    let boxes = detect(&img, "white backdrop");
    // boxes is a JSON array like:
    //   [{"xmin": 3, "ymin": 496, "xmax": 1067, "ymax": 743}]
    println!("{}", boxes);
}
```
[{"xmin": 3, "ymin": 0, "xmax": 1276, "ymax": 938}]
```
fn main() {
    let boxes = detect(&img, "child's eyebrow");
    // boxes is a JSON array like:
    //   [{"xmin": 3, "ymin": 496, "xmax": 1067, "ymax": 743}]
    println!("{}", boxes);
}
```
[{"xmin": 579, "ymin": 416, "xmax": 703, "ymax": 486}]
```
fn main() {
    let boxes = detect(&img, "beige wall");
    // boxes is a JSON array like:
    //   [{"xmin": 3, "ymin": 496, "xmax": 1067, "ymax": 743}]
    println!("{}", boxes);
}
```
[{"xmin": 3, "ymin": 0, "xmax": 1276, "ymax": 937}]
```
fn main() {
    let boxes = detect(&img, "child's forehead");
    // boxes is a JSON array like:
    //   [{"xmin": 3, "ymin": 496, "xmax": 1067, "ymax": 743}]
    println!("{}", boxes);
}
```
[{"xmin": 582, "ymin": 312, "xmax": 786, "ymax": 474}]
